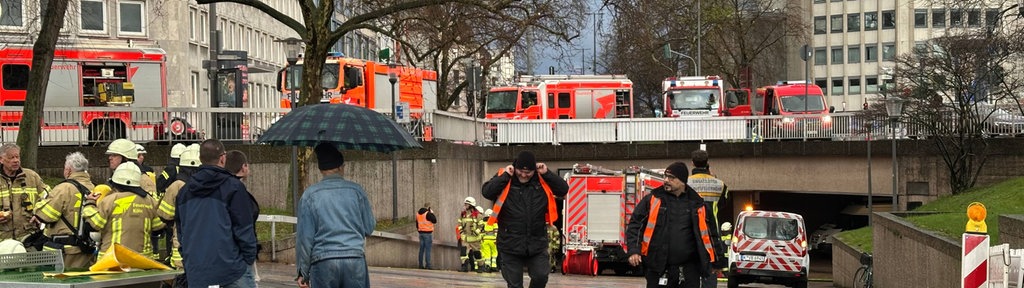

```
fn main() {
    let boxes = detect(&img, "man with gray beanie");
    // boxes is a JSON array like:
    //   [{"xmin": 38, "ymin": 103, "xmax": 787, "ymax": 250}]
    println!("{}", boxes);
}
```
[
  {"xmin": 482, "ymin": 151, "xmax": 569, "ymax": 288},
  {"xmin": 625, "ymin": 161, "xmax": 727, "ymax": 288},
  {"xmin": 296, "ymin": 143, "xmax": 375, "ymax": 288}
]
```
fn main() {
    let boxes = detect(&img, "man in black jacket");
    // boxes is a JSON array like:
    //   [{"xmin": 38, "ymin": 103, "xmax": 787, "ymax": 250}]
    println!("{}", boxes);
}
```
[
  {"xmin": 625, "ymin": 162, "xmax": 726, "ymax": 288},
  {"xmin": 482, "ymin": 151, "xmax": 568, "ymax": 288}
]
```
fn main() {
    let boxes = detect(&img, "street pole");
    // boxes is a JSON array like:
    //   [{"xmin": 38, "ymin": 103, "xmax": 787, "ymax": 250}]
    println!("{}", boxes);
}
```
[
  {"xmin": 586, "ymin": 12, "xmax": 603, "ymax": 74},
  {"xmin": 696, "ymin": 0, "xmax": 701, "ymax": 75},
  {"xmin": 867, "ymin": 132, "xmax": 873, "ymax": 225},
  {"xmin": 390, "ymin": 70, "xmax": 399, "ymax": 221},
  {"xmin": 803, "ymin": 45, "xmax": 810, "ymax": 142},
  {"xmin": 891, "ymin": 118, "xmax": 897, "ymax": 211},
  {"xmin": 289, "ymin": 69, "xmax": 299, "ymax": 214}
]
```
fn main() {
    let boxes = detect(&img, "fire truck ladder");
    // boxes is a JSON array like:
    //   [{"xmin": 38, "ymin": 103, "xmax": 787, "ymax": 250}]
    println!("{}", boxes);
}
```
[
  {"xmin": 571, "ymin": 163, "xmax": 622, "ymax": 175},
  {"xmin": 624, "ymin": 170, "xmax": 639, "ymax": 223}
]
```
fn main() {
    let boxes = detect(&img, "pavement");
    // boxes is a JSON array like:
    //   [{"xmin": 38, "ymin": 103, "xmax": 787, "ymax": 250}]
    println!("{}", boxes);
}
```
[{"xmin": 252, "ymin": 261, "xmax": 835, "ymax": 288}]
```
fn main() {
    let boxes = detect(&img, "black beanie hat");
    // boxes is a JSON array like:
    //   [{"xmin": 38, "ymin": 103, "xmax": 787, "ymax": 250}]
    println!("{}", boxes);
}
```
[
  {"xmin": 513, "ymin": 151, "xmax": 537, "ymax": 170},
  {"xmin": 315, "ymin": 143, "xmax": 345, "ymax": 170},
  {"xmin": 666, "ymin": 161, "xmax": 689, "ymax": 179}
]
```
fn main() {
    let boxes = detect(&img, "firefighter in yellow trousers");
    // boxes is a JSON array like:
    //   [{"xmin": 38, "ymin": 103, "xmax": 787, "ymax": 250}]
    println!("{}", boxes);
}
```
[
  {"xmin": 458, "ymin": 197, "xmax": 483, "ymax": 272},
  {"xmin": 481, "ymin": 209, "xmax": 498, "ymax": 273},
  {"xmin": 548, "ymin": 224, "xmax": 561, "ymax": 273}
]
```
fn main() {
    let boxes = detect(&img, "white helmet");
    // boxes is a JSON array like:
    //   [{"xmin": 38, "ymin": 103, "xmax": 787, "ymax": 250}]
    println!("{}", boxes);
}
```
[
  {"xmin": 464, "ymin": 197, "xmax": 477, "ymax": 206},
  {"xmin": 106, "ymin": 139, "xmax": 138, "ymax": 160},
  {"xmin": 721, "ymin": 222, "xmax": 733, "ymax": 232},
  {"xmin": 170, "ymin": 143, "xmax": 187, "ymax": 158},
  {"xmin": 485, "ymin": 209, "xmax": 494, "ymax": 217},
  {"xmin": 476, "ymin": 206, "xmax": 484, "ymax": 213},
  {"xmin": 135, "ymin": 144, "xmax": 148, "ymax": 155},
  {"xmin": 0, "ymin": 239, "xmax": 26, "ymax": 255}
]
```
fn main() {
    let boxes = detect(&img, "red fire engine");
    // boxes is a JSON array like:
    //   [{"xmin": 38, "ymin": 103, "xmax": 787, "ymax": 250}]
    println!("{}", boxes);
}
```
[
  {"xmin": 561, "ymin": 164, "xmax": 667, "ymax": 276},
  {"xmin": 663, "ymin": 75, "xmax": 753, "ymax": 117},
  {"xmin": 278, "ymin": 53, "xmax": 438, "ymax": 120},
  {"xmin": 752, "ymin": 81, "xmax": 834, "ymax": 136},
  {"xmin": 0, "ymin": 46, "xmax": 184, "ymax": 144},
  {"xmin": 486, "ymin": 75, "xmax": 633, "ymax": 119}
]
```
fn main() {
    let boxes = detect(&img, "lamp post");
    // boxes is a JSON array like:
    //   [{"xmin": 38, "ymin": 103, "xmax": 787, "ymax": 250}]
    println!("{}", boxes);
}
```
[
  {"xmin": 663, "ymin": 46, "xmax": 698, "ymax": 76},
  {"xmin": 388, "ymin": 63, "xmax": 399, "ymax": 221},
  {"xmin": 585, "ymin": 11, "xmax": 604, "ymax": 74},
  {"xmin": 885, "ymin": 96, "xmax": 904, "ymax": 211},
  {"xmin": 276, "ymin": 37, "xmax": 303, "ymax": 214}
]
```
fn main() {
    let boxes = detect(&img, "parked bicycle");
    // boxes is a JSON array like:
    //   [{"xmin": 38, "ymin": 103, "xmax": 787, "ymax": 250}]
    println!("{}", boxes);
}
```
[{"xmin": 853, "ymin": 252, "xmax": 873, "ymax": 288}]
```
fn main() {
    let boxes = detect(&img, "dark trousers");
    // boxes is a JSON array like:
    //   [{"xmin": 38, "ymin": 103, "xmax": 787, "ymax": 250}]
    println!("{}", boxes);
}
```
[
  {"xmin": 499, "ymin": 250, "xmax": 550, "ymax": 288},
  {"xmin": 644, "ymin": 261, "xmax": 703, "ymax": 288},
  {"xmin": 418, "ymin": 233, "xmax": 433, "ymax": 269}
]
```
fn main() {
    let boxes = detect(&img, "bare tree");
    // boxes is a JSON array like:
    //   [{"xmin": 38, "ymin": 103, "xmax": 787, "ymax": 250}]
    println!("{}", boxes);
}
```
[
  {"xmin": 699, "ymin": 0, "xmax": 804, "ymax": 88},
  {"xmin": 601, "ymin": 0, "xmax": 680, "ymax": 116},
  {"xmin": 15, "ymin": 0, "xmax": 71, "ymax": 168}
]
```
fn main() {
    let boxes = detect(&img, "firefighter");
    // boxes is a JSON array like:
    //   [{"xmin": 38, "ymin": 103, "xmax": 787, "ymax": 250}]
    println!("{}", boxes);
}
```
[
  {"xmin": 0, "ymin": 143, "xmax": 48, "ymax": 244},
  {"xmin": 720, "ymin": 222, "xmax": 733, "ymax": 275},
  {"xmin": 156, "ymin": 143, "xmax": 187, "ymax": 194},
  {"xmin": 458, "ymin": 197, "xmax": 482, "ymax": 272},
  {"xmin": 156, "ymin": 145, "xmax": 200, "ymax": 268},
  {"xmin": 688, "ymin": 149, "xmax": 729, "ymax": 288},
  {"xmin": 547, "ymin": 224, "xmax": 561, "ymax": 273},
  {"xmin": 82, "ymin": 162, "xmax": 165, "ymax": 260},
  {"xmin": 481, "ymin": 209, "xmax": 498, "ymax": 273},
  {"xmin": 105, "ymin": 139, "xmax": 157, "ymax": 197},
  {"xmin": 135, "ymin": 144, "xmax": 156, "ymax": 183},
  {"xmin": 31, "ymin": 152, "xmax": 96, "ymax": 269}
]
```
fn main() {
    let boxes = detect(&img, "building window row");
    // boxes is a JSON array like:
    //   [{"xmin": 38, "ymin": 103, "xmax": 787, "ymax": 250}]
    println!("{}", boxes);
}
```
[
  {"xmin": 916, "ymin": 8, "xmax": 1001, "ymax": 28},
  {"xmin": 816, "ymin": 76, "xmax": 883, "ymax": 96},
  {"xmin": 1, "ymin": 0, "xmax": 145, "ymax": 36},
  {"xmin": 814, "ymin": 43, "xmax": 894, "ymax": 66},
  {"xmin": 814, "ymin": 10, "xmax": 894, "ymax": 35}
]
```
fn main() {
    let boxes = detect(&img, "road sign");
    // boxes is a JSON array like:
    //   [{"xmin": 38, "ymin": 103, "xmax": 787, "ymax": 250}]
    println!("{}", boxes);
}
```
[{"xmin": 396, "ymin": 102, "xmax": 410, "ymax": 123}]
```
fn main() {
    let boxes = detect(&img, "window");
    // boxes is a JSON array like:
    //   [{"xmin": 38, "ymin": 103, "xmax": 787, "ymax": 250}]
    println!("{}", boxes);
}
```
[
  {"xmin": 200, "ymin": 12, "xmax": 208, "ymax": 43},
  {"xmin": 866, "ymin": 77, "xmax": 879, "ymax": 93},
  {"xmin": 118, "ymin": 0, "xmax": 145, "ymax": 35},
  {"xmin": 814, "ymin": 16, "xmax": 826, "ymax": 34},
  {"xmin": 882, "ymin": 10, "xmax": 895, "ymax": 29},
  {"xmin": 832, "ymin": 78, "xmax": 844, "ymax": 95},
  {"xmin": 189, "ymin": 8, "xmax": 196, "ymax": 40},
  {"xmin": 848, "ymin": 13, "xmax": 860, "ymax": 32},
  {"xmin": 932, "ymin": 9, "xmax": 945, "ymax": 27},
  {"xmin": 814, "ymin": 47, "xmax": 827, "ymax": 65},
  {"xmin": 864, "ymin": 11, "xmax": 878, "ymax": 30},
  {"xmin": 190, "ymin": 72, "xmax": 200, "ymax": 107},
  {"xmin": 848, "ymin": 45, "xmax": 860, "ymax": 63},
  {"xmin": 967, "ymin": 10, "xmax": 981, "ymax": 27},
  {"xmin": 864, "ymin": 44, "xmax": 877, "ymax": 62},
  {"xmin": 831, "ymin": 15, "xmax": 843, "ymax": 33},
  {"xmin": 831, "ymin": 47, "xmax": 843, "ymax": 64},
  {"xmin": 1, "ymin": 0, "xmax": 25, "ymax": 27},
  {"xmin": 986, "ymin": 9, "xmax": 1001, "ymax": 27},
  {"xmin": 2, "ymin": 64, "xmax": 30, "ymax": 90},
  {"xmin": 814, "ymin": 0, "xmax": 824, "ymax": 3},
  {"xmin": 816, "ymin": 79, "xmax": 829, "ymax": 95},
  {"xmin": 950, "ymin": 10, "xmax": 963, "ymax": 27},
  {"xmin": 882, "ymin": 43, "xmax": 896, "ymax": 61},
  {"xmin": 849, "ymin": 77, "xmax": 861, "ymax": 94},
  {"xmin": 915, "ymin": 9, "xmax": 927, "ymax": 28},
  {"xmin": 558, "ymin": 93, "xmax": 570, "ymax": 108},
  {"xmin": 81, "ymin": 0, "xmax": 106, "ymax": 32}
]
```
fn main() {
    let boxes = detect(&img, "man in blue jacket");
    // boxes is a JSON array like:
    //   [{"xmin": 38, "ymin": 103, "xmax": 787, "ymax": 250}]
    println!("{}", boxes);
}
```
[
  {"xmin": 176, "ymin": 139, "xmax": 258, "ymax": 287},
  {"xmin": 296, "ymin": 143, "xmax": 376, "ymax": 288}
]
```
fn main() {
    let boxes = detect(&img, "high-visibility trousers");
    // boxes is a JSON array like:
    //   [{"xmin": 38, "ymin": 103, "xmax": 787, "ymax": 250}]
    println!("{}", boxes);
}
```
[{"xmin": 481, "ymin": 239, "xmax": 497, "ymax": 268}]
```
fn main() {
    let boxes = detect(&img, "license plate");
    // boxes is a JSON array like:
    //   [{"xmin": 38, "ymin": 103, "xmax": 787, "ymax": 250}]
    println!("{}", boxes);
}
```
[{"xmin": 741, "ymin": 255, "xmax": 766, "ymax": 262}]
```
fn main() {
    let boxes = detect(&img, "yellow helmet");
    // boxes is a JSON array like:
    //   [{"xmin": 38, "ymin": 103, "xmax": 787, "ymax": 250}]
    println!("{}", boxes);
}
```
[
  {"xmin": 170, "ymin": 143, "xmax": 187, "ymax": 158},
  {"xmin": 92, "ymin": 184, "xmax": 112, "ymax": 202},
  {"xmin": 106, "ymin": 139, "xmax": 138, "ymax": 160}
]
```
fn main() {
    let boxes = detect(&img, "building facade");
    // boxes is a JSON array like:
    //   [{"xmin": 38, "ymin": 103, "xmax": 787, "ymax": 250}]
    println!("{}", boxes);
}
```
[{"xmin": 804, "ymin": 0, "xmax": 1012, "ymax": 111}]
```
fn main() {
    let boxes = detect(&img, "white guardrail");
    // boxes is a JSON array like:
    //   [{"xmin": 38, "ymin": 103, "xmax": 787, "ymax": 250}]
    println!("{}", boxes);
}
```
[
  {"xmin": 2, "ymin": 106, "xmax": 1017, "ymax": 146},
  {"xmin": 989, "ymin": 244, "xmax": 1024, "ymax": 288}
]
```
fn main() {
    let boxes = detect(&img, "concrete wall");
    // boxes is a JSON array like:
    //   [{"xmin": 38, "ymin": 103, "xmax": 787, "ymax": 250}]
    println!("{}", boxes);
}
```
[
  {"xmin": 873, "ymin": 212, "xmax": 961, "ymax": 288},
  {"xmin": 831, "ymin": 237, "xmax": 866, "ymax": 288},
  {"xmin": 1000, "ymin": 215, "xmax": 1024, "ymax": 250}
]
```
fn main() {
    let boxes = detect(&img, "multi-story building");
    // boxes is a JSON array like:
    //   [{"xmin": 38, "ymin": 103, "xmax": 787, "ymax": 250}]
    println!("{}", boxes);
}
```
[
  {"xmin": 0, "ymin": 0, "xmax": 381, "ymax": 110},
  {"xmin": 800, "ymin": 0, "xmax": 1013, "ymax": 111}
]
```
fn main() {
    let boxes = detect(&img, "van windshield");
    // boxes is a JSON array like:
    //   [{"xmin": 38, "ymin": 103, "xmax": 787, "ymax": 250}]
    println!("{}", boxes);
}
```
[
  {"xmin": 669, "ymin": 89, "xmax": 719, "ymax": 110},
  {"xmin": 742, "ymin": 217, "xmax": 800, "ymax": 241},
  {"xmin": 779, "ymin": 95, "xmax": 826, "ymax": 112}
]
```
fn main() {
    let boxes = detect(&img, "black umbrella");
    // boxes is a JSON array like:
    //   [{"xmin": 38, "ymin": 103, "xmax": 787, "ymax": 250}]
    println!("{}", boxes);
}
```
[{"xmin": 257, "ymin": 103, "xmax": 422, "ymax": 152}]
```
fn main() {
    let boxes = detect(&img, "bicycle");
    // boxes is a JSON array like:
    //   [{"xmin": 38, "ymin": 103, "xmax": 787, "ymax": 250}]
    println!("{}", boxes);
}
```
[{"xmin": 853, "ymin": 252, "xmax": 873, "ymax": 288}]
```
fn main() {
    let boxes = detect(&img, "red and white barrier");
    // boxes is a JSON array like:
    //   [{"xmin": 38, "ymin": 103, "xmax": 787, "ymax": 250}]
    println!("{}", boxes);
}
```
[{"xmin": 963, "ymin": 233, "xmax": 990, "ymax": 288}]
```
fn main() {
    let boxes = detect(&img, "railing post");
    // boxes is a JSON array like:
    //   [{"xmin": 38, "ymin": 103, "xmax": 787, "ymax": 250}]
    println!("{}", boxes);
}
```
[{"xmin": 271, "ymin": 219, "xmax": 277, "ymax": 262}]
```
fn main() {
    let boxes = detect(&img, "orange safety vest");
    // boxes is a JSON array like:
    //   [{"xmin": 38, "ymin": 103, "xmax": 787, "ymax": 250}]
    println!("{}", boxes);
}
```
[
  {"xmin": 417, "ymin": 212, "xmax": 434, "ymax": 232},
  {"xmin": 487, "ymin": 168, "xmax": 557, "ymax": 226},
  {"xmin": 640, "ymin": 196, "xmax": 716, "ymax": 263}
]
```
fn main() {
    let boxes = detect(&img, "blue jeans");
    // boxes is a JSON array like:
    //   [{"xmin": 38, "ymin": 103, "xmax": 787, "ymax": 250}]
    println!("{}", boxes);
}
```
[
  {"xmin": 418, "ymin": 233, "xmax": 433, "ymax": 269},
  {"xmin": 222, "ymin": 264, "xmax": 256, "ymax": 288},
  {"xmin": 310, "ymin": 257, "xmax": 369, "ymax": 288}
]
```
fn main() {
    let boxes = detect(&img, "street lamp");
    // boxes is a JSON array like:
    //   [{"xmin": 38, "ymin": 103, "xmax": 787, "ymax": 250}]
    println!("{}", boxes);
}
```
[
  {"xmin": 663, "ymin": 45, "xmax": 698, "ymax": 76},
  {"xmin": 388, "ymin": 63, "xmax": 399, "ymax": 221},
  {"xmin": 275, "ymin": 37, "xmax": 304, "ymax": 215},
  {"xmin": 885, "ymin": 96, "xmax": 904, "ymax": 211}
]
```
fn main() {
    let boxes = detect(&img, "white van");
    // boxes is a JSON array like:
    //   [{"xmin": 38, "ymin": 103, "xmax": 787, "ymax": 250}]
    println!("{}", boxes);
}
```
[{"xmin": 727, "ymin": 210, "xmax": 809, "ymax": 288}]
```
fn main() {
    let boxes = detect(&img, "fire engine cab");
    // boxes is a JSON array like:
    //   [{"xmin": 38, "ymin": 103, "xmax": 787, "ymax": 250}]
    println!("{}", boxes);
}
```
[
  {"xmin": 486, "ymin": 75, "xmax": 633, "ymax": 120},
  {"xmin": 663, "ymin": 75, "xmax": 752, "ymax": 117},
  {"xmin": 561, "ymin": 164, "xmax": 667, "ymax": 276}
]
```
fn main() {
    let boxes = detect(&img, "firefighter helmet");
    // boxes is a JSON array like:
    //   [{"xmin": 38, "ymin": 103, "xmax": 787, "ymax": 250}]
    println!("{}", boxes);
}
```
[
  {"xmin": 464, "ymin": 197, "xmax": 477, "ymax": 206},
  {"xmin": 135, "ymin": 144, "xmax": 147, "ymax": 155},
  {"xmin": 721, "ymin": 222, "xmax": 732, "ymax": 232},
  {"xmin": 110, "ymin": 162, "xmax": 143, "ymax": 187},
  {"xmin": 179, "ymin": 147, "xmax": 201, "ymax": 168},
  {"xmin": 170, "ymin": 143, "xmax": 187, "ymax": 158},
  {"xmin": 106, "ymin": 139, "xmax": 138, "ymax": 160},
  {"xmin": 0, "ymin": 239, "xmax": 26, "ymax": 255},
  {"xmin": 485, "ymin": 209, "xmax": 493, "ymax": 217}
]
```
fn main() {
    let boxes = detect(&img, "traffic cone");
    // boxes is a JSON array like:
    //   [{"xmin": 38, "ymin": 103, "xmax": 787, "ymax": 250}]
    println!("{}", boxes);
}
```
[{"xmin": 90, "ymin": 243, "xmax": 172, "ymax": 272}]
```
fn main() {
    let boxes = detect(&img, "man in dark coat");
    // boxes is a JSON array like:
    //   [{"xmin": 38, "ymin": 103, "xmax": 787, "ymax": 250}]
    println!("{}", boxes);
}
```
[
  {"xmin": 625, "ymin": 162, "xmax": 727, "ymax": 288},
  {"xmin": 482, "ymin": 151, "xmax": 569, "ymax": 288}
]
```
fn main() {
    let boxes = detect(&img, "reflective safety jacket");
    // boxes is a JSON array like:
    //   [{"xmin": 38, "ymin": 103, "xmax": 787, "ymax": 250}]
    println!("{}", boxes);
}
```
[
  {"xmin": 547, "ymin": 225, "xmax": 560, "ymax": 251},
  {"xmin": 459, "ymin": 209, "xmax": 483, "ymax": 243},
  {"xmin": 625, "ymin": 186, "xmax": 726, "ymax": 274},
  {"xmin": 481, "ymin": 169, "xmax": 569, "ymax": 256},
  {"xmin": 416, "ymin": 209, "xmax": 436, "ymax": 233},
  {"xmin": 482, "ymin": 221, "xmax": 498, "ymax": 241},
  {"xmin": 33, "ymin": 172, "xmax": 95, "ymax": 254},
  {"xmin": 157, "ymin": 179, "xmax": 187, "ymax": 267},
  {"xmin": 0, "ymin": 166, "xmax": 48, "ymax": 240},
  {"xmin": 155, "ymin": 159, "xmax": 180, "ymax": 194},
  {"xmin": 83, "ymin": 189, "xmax": 165, "ymax": 259}
]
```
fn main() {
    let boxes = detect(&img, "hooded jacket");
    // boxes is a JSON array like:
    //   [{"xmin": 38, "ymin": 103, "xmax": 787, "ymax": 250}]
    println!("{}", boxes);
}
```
[
  {"xmin": 625, "ymin": 186, "xmax": 727, "ymax": 274},
  {"xmin": 481, "ymin": 170, "xmax": 569, "ymax": 256},
  {"xmin": 175, "ymin": 165, "xmax": 257, "ymax": 287}
]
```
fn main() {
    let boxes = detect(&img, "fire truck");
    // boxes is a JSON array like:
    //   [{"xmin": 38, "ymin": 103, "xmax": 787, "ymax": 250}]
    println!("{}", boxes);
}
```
[
  {"xmin": 752, "ymin": 81, "xmax": 835, "ymax": 137},
  {"xmin": 486, "ymin": 75, "xmax": 633, "ymax": 119},
  {"xmin": 663, "ymin": 75, "xmax": 753, "ymax": 117},
  {"xmin": 277, "ymin": 53, "xmax": 438, "ymax": 120},
  {"xmin": 561, "ymin": 163, "xmax": 666, "ymax": 276},
  {"xmin": 0, "ymin": 46, "xmax": 188, "ymax": 145}
]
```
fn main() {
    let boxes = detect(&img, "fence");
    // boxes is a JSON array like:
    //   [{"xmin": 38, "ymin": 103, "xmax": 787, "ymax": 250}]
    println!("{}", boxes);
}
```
[{"xmin": 989, "ymin": 244, "xmax": 1024, "ymax": 288}]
